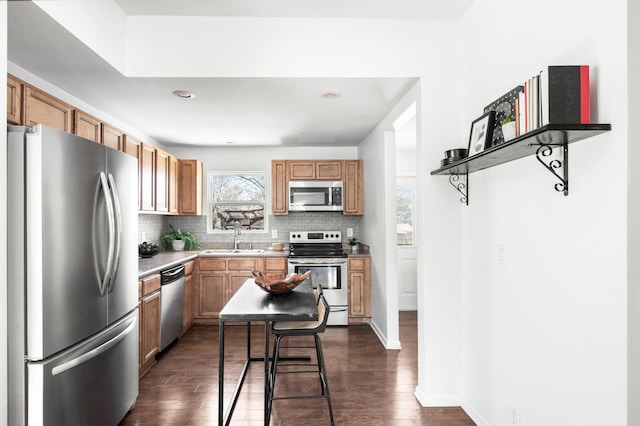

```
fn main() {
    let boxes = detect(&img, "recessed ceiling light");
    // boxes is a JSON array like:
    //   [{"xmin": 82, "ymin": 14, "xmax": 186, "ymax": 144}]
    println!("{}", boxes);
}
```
[
  {"xmin": 321, "ymin": 92, "xmax": 341, "ymax": 99},
  {"xmin": 172, "ymin": 90, "xmax": 196, "ymax": 99}
]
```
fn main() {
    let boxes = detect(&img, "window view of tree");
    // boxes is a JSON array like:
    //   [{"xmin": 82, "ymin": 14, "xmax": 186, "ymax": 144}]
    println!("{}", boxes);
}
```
[
  {"xmin": 208, "ymin": 173, "xmax": 266, "ymax": 232},
  {"xmin": 397, "ymin": 186, "xmax": 414, "ymax": 246}
]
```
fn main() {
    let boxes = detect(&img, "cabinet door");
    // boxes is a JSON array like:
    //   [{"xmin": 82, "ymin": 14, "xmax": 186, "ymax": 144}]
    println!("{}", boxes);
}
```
[
  {"xmin": 155, "ymin": 149, "xmax": 170, "ymax": 213},
  {"xmin": 141, "ymin": 291, "xmax": 161, "ymax": 368},
  {"xmin": 271, "ymin": 160, "xmax": 288, "ymax": 215},
  {"xmin": 348, "ymin": 257, "xmax": 371, "ymax": 318},
  {"xmin": 123, "ymin": 135, "xmax": 141, "ymax": 159},
  {"xmin": 316, "ymin": 161, "xmax": 343, "ymax": 180},
  {"xmin": 289, "ymin": 161, "xmax": 316, "ymax": 180},
  {"xmin": 23, "ymin": 85, "xmax": 72, "ymax": 132},
  {"xmin": 140, "ymin": 143, "xmax": 155, "ymax": 211},
  {"xmin": 7, "ymin": 74, "xmax": 22, "ymax": 125},
  {"xmin": 227, "ymin": 272, "xmax": 252, "ymax": 301},
  {"xmin": 168, "ymin": 155, "xmax": 179, "ymax": 215},
  {"xmin": 344, "ymin": 160, "xmax": 364, "ymax": 215},
  {"xmin": 179, "ymin": 159, "xmax": 203, "ymax": 215},
  {"xmin": 183, "ymin": 274, "xmax": 194, "ymax": 331},
  {"xmin": 198, "ymin": 273, "xmax": 226, "ymax": 318},
  {"xmin": 73, "ymin": 110, "xmax": 102, "ymax": 143},
  {"xmin": 102, "ymin": 123, "xmax": 124, "ymax": 151}
]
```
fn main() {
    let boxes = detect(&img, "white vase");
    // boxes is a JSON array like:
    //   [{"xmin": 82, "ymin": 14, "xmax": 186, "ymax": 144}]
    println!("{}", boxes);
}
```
[
  {"xmin": 172, "ymin": 239, "xmax": 185, "ymax": 251},
  {"xmin": 351, "ymin": 245, "xmax": 359, "ymax": 253},
  {"xmin": 501, "ymin": 121, "xmax": 516, "ymax": 142}
]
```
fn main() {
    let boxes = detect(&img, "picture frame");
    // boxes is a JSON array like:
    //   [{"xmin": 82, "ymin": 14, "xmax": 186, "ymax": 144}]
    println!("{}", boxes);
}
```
[{"xmin": 467, "ymin": 111, "xmax": 496, "ymax": 156}]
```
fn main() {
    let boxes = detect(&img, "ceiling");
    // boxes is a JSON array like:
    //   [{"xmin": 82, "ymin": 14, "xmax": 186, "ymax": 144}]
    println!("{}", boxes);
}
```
[{"xmin": 7, "ymin": 1, "xmax": 472, "ymax": 148}]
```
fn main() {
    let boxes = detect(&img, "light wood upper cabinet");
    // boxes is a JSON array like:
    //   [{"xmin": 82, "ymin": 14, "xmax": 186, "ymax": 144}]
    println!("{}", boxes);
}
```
[
  {"xmin": 179, "ymin": 159, "xmax": 203, "ymax": 215},
  {"xmin": 23, "ymin": 85, "xmax": 72, "ymax": 132},
  {"xmin": 289, "ymin": 161, "xmax": 316, "ymax": 180},
  {"xmin": 140, "ymin": 143, "xmax": 156, "ymax": 211},
  {"xmin": 316, "ymin": 161, "xmax": 343, "ymax": 180},
  {"xmin": 74, "ymin": 110, "xmax": 102, "ymax": 143},
  {"xmin": 168, "ymin": 155, "xmax": 179, "ymax": 215},
  {"xmin": 155, "ymin": 148, "xmax": 170, "ymax": 213},
  {"xmin": 7, "ymin": 74, "xmax": 22, "ymax": 125},
  {"xmin": 102, "ymin": 123, "xmax": 124, "ymax": 151},
  {"xmin": 271, "ymin": 160, "xmax": 288, "ymax": 215},
  {"xmin": 123, "ymin": 135, "xmax": 142, "ymax": 159},
  {"xmin": 344, "ymin": 160, "xmax": 364, "ymax": 215}
]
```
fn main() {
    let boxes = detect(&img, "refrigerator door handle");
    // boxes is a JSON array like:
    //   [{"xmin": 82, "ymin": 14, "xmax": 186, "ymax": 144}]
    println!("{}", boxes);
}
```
[
  {"xmin": 98, "ymin": 172, "xmax": 116, "ymax": 296},
  {"xmin": 107, "ymin": 173, "xmax": 122, "ymax": 293},
  {"xmin": 50, "ymin": 316, "xmax": 137, "ymax": 376}
]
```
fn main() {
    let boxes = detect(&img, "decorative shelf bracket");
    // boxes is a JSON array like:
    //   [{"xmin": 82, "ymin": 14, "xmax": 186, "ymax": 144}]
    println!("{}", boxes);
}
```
[
  {"xmin": 448, "ymin": 172, "xmax": 468, "ymax": 205},
  {"xmin": 534, "ymin": 132, "xmax": 569, "ymax": 196}
]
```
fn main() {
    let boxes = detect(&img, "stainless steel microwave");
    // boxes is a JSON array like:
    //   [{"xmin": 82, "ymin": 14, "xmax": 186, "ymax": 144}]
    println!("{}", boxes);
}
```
[{"xmin": 288, "ymin": 181, "xmax": 343, "ymax": 212}]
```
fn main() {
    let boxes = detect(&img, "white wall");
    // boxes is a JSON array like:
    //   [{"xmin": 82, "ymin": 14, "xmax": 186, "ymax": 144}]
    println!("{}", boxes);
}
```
[
  {"xmin": 1, "ymin": 4, "xmax": 8, "ymax": 426},
  {"xmin": 628, "ymin": 1, "xmax": 640, "ymax": 425},
  {"xmin": 458, "ymin": 1, "xmax": 627, "ymax": 425}
]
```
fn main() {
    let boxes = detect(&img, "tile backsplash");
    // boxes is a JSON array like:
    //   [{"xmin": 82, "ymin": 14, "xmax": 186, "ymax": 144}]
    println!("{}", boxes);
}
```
[{"xmin": 138, "ymin": 212, "xmax": 361, "ymax": 248}]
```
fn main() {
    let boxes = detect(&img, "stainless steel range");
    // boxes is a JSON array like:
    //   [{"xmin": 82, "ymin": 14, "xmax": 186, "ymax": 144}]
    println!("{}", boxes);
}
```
[{"xmin": 288, "ymin": 231, "xmax": 348, "ymax": 325}]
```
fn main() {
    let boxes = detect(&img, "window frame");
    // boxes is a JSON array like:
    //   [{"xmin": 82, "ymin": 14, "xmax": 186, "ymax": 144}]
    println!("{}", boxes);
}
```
[{"xmin": 206, "ymin": 171, "xmax": 269, "ymax": 234}]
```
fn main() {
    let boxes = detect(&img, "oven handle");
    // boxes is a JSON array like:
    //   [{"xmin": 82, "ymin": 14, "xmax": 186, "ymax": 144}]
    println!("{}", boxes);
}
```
[{"xmin": 288, "ymin": 258, "xmax": 347, "ymax": 265}]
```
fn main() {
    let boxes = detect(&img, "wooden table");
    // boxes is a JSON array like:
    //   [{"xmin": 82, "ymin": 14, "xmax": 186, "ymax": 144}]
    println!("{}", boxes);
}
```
[{"xmin": 218, "ymin": 278, "xmax": 318, "ymax": 426}]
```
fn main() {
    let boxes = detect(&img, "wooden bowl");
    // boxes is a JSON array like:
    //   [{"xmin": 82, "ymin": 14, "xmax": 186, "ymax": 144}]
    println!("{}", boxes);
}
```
[{"xmin": 252, "ymin": 270, "xmax": 311, "ymax": 295}]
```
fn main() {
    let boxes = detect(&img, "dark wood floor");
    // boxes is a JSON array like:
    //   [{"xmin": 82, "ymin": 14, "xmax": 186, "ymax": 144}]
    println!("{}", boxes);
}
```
[{"xmin": 120, "ymin": 312, "xmax": 475, "ymax": 425}]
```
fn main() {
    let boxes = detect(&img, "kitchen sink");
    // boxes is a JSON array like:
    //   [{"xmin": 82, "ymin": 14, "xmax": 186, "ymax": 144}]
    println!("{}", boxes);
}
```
[{"xmin": 200, "ymin": 249, "xmax": 265, "ymax": 256}]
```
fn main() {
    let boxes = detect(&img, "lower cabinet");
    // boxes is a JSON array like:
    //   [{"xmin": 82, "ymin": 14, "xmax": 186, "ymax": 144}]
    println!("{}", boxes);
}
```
[
  {"xmin": 139, "ymin": 274, "xmax": 161, "ymax": 377},
  {"xmin": 348, "ymin": 256, "xmax": 371, "ymax": 323},
  {"xmin": 196, "ymin": 256, "xmax": 287, "ymax": 321}
]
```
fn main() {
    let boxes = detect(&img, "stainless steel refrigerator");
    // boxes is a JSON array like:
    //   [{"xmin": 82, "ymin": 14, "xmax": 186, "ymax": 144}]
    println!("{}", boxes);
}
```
[{"xmin": 7, "ymin": 125, "xmax": 139, "ymax": 425}]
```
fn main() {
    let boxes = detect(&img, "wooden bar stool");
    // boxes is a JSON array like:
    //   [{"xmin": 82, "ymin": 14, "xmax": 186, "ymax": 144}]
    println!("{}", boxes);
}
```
[{"xmin": 268, "ymin": 294, "xmax": 335, "ymax": 425}]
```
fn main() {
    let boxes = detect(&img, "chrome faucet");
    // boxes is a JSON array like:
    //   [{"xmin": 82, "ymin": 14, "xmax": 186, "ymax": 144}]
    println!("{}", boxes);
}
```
[{"xmin": 233, "ymin": 221, "xmax": 241, "ymax": 250}]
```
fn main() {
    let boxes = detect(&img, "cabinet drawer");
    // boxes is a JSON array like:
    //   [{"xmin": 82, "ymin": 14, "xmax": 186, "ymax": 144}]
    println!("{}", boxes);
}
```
[
  {"xmin": 199, "ymin": 258, "xmax": 227, "ymax": 271},
  {"xmin": 348, "ymin": 258, "xmax": 367, "ymax": 272},
  {"xmin": 184, "ymin": 260, "xmax": 195, "ymax": 275},
  {"xmin": 228, "ymin": 258, "xmax": 258, "ymax": 271},
  {"xmin": 141, "ymin": 274, "xmax": 161, "ymax": 296},
  {"xmin": 264, "ymin": 257, "xmax": 286, "ymax": 272}
]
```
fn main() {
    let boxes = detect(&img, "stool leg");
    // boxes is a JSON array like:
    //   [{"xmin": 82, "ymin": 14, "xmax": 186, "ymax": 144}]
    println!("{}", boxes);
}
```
[
  {"xmin": 314, "ymin": 334, "xmax": 335, "ymax": 426},
  {"xmin": 268, "ymin": 334, "xmax": 283, "ymax": 422}
]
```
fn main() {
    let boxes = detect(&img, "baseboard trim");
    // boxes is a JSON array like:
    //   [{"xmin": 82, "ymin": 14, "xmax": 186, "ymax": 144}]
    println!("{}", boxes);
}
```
[
  {"xmin": 460, "ymin": 400, "xmax": 492, "ymax": 426},
  {"xmin": 367, "ymin": 318, "xmax": 402, "ymax": 350},
  {"xmin": 413, "ymin": 386, "xmax": 460, "ymax": 407}
]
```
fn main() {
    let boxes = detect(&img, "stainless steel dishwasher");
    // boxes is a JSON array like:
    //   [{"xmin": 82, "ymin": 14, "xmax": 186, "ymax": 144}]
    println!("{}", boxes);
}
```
[{"xmin": 160, "ymin": 264, "xmax": 185, "ymax": 351}]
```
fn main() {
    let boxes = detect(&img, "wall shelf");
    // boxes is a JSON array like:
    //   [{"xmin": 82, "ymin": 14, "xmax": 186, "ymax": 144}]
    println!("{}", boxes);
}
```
[{"xmin": 430, "ymin": 123, "xmax": 611, "ymax": 204}]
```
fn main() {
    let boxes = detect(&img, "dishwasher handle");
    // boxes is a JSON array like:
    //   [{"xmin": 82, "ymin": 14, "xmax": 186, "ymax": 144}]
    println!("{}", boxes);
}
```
[{"xmin": 161, "ymin": 264, "xmax": 185, "ymax": 284}]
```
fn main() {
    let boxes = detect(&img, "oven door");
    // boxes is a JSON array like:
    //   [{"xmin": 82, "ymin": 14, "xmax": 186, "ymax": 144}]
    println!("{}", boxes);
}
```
[{"xmin": 288, "ymin": 258, "xmax": 348, "ymax": 325}]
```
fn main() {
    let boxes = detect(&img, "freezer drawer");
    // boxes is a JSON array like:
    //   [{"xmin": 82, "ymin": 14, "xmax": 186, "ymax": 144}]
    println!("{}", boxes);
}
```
[{"xmin": 25, "ymin": 310, "xmax": 139, "ymax": 426}]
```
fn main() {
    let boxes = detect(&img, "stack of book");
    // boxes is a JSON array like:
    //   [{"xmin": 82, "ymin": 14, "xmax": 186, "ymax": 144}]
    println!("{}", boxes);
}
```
[
  {"xmin": 482, "ymin": 65, "xmax": 591, "ymax": 147},
  {"xmin": 519, "ymin": 65, "xmax": 591, "ymax": 135}
]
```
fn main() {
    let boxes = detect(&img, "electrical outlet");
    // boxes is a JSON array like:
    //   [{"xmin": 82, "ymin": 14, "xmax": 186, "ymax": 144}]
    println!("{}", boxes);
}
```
[
  {"xmin": 347, "ymin": 228, "xmax": 353, "ymax": 237},
  {"xmin": 272, "ymin": 229, "xmax": 278, "ymax": 238},
  {"xmin": 498, "ymin": 244, "xmax": 506, "ymax": 265},
  {"xmin": 511, "ymin": 408, "xmax": 520, "ymax": 426}
]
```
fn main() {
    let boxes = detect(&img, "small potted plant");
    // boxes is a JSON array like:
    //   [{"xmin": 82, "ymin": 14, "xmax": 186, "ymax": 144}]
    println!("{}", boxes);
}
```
[
  {"xmin": 160, "ymin": 224, "xmax": 202, "ymax": 252},
  {"xmin": 500, "ymin": 116, "xmax": 516, "ymax": 142},
  {"xmin": 348, "ymin": 237, "xmax": 359, "ymax": 253}
]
